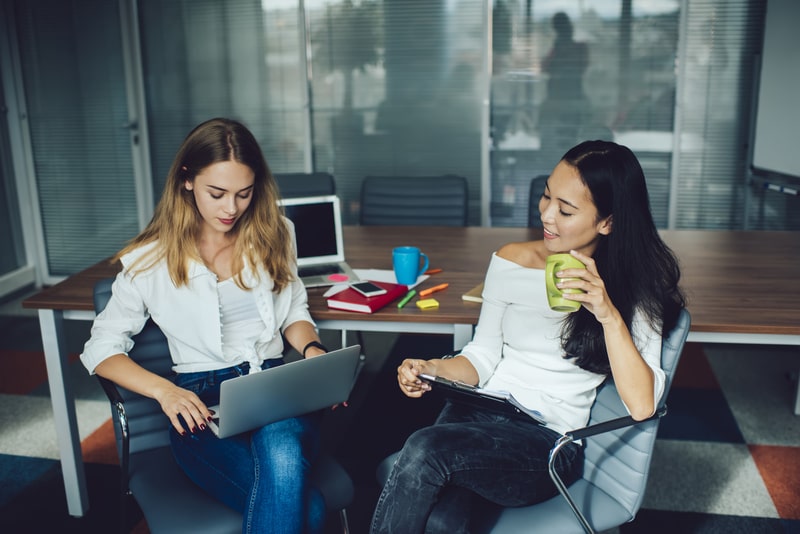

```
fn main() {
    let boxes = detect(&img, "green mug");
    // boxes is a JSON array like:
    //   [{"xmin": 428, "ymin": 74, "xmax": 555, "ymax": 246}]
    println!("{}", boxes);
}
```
[{"xmin": 545, "ymin": 253, "xmax": 586, "ymax": 312}]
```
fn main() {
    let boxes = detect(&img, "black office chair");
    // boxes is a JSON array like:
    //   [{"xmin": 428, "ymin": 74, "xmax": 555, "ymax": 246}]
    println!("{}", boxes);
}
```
[
  {"xmin": 359, "ymin": 175, "xmax": 469, "ymax": 226},
  {"xmin": 92, "ymin": 277, "xmax": 353, "ymax": 534},
  {"xmin": 274, "ymin": 172, "xmax": 336, "ymax": 198},
  {"xmin": 377, "ymin": 309, "xmax": 691, "ymax": 533},
  {"xmin": 528, "ymin": 174, "xmax": 548, "ymax": 228}
]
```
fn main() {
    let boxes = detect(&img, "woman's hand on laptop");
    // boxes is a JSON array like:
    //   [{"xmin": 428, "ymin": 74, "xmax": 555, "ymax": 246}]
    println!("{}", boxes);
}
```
[
  {"xmin": 94, "ymin": 354, "xmax": 214, "ymax": 436},
  {"xmin": 154, "ymin": 383, "xmax": 213, "ymax": 435}
]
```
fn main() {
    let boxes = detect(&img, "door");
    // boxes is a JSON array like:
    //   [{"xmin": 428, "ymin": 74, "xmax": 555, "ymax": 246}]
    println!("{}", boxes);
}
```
[{"xmin": 0, "ymin": 80, "xmax": 32, "ymax": 297}]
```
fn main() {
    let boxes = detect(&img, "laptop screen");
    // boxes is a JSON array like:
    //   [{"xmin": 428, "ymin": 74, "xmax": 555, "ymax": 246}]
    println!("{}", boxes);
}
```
[{"xmin": 278, "ymin": 195, "xmax": 345, "ymax": 266}]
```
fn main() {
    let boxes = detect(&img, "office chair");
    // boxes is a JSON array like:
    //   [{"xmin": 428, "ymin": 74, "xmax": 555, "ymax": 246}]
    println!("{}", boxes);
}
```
[
  {"xmin": 93, "ymin": 277, "xmax": 353, "ymax": 534},
  {"xmin": 528, "ymin": 174, "xmax": 548, "ymax": 228},
  {"xmin": 274, "ymin": 172, "xmax": 336, "ymax": 198},
  {"xmin": 359, "ymin": 175, "xmax": 468, "ymax": 226},
  {"xmin": 357, "ymin": 174, "xmax": 469, "ymax": 355},
  {"xmin": 376, "ymin": 308, "xmax": 691, "ymax": 534}
]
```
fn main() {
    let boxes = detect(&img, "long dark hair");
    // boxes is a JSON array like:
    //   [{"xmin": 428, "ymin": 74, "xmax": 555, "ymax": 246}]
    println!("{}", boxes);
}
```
[{"xmin": 559, "ymin": 140, "xmax": 685, "ymax": 375}]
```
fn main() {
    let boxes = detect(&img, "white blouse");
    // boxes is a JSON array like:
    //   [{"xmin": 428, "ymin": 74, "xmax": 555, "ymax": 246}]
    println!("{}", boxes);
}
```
[
  {"xmin": 218, "ymin": 278, "xmax": 265, "ymax": 372},
  {"xmin": 80, "ymin": 226, "xmax": 313, "ymax": 375},
  {"xmin": 460, "ymin": 253, "xmax": 665, "ymax": 435}
]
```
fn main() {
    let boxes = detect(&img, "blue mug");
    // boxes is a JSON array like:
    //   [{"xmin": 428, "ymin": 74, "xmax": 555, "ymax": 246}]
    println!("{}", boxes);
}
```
[{"xmin": 392, "ymin": 246, "xmax": 429, "ymax": 286}]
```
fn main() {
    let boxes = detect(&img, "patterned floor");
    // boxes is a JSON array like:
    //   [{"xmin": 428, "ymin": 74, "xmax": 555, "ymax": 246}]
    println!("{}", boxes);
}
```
[{"xmin": 0, "ymin": 292, "xmax": 798, "ymax": 533}]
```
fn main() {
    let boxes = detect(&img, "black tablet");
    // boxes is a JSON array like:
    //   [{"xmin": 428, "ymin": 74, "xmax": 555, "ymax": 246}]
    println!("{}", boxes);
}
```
[{"xmin": 419, "ymin": 374, "xmax": 545, "ymax": 425}]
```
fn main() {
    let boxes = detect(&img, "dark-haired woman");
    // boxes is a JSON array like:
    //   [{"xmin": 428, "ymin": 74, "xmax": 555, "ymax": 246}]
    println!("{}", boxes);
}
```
[{"xmin": 371, "ymin": 140, "xmax": 684, "ymax": 533}]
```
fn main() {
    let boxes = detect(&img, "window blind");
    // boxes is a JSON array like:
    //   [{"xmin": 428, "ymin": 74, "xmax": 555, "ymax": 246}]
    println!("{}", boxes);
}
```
[
  {"xmin": 14, "ymin": 0, "xmax": 138, "ymax": 276},
  {"xmin": 673, "ymin": 0, "xmax": 764, "ymax": 229},
  {"xmin": 305, "ymin": 0, "xmax": 486, "ymax": 225},
  {"xmin": 138, "ymin": 0, "xmax": 308, "ymax": 197}
]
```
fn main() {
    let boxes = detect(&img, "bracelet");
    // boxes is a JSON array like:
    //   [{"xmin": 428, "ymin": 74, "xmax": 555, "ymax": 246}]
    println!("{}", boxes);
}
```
[{"xmin": 302, "ymin": 340, "xmax": 328, "ymax": 357}]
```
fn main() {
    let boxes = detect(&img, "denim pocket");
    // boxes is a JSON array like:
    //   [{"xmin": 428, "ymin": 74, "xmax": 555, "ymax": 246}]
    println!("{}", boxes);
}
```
[{"xmin": 174, "ymin": 372, "xmax": 207, "ymax": 394}]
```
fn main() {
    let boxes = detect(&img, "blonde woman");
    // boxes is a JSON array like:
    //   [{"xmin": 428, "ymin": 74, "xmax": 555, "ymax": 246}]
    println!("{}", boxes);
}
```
[{"xmin": 81, "ymin": 118, "xmax": 328, "ymax": 533}]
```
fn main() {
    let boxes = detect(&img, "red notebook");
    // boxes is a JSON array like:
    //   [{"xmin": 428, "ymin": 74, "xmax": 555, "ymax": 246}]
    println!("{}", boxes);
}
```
[{"xmin": 326, "ymin": 281, "xmax": 409, "ymax": 314}]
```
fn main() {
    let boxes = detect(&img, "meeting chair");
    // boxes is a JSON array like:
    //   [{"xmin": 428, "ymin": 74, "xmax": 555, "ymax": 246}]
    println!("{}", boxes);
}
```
[
  {"xmin": 274, "ymin": 171, "xmax": 336, "ymax": 198},
  {"xmin": 376, "ymin": 308, "xmax": 691, "ymax": 534},
  {"xmin": 92, "ymin": 277, "xmax": 354, "ymax": 534},
  {"xmin": 359, "ymin": 175, "xmax": 469, "ymax": 226},
  {"xmin": 528, "ymin": 174, "xmax": 548, "ymax": 228}
]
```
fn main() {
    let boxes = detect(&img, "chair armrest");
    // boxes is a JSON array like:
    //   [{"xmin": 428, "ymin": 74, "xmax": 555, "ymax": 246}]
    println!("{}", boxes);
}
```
[
  {"xmin": 96, "ymin": 375, "xmax": 132, "ymax": 494},
  {"xmin": 566, "ymin": 405, "xmax": 667, "ymax": 441},
  {"xmin": 547, "ymin": 405, "xmax": 668, "ymax": 534},
  {"xmin": 98, "ymin": 375, "xmax": 124, "ymax": 405}
]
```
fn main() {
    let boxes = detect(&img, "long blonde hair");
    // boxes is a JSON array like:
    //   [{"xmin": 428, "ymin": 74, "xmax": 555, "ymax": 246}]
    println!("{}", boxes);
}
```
[{"xmin": 115, "ymin": 118, "xmax": 293, "ymax": 291}]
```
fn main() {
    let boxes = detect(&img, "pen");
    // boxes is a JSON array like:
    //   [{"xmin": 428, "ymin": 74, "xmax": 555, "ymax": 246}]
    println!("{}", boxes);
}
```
[
  {"xmin": 419, "ymin": 283, "xmax": 449, "ymax": 298},
  {"xmin": 397, "ymin": 289, "xmax": 417, "ymax": 309}
]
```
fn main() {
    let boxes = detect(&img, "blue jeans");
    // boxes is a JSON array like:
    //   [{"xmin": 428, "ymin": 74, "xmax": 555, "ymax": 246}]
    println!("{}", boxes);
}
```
[
  {"xmin": 370, "ymin": 401, "xmax": 584, "ymax": 534},
  {"xmin": 169, "ymin": 360, "xmax": 325, "ymax": 534}
]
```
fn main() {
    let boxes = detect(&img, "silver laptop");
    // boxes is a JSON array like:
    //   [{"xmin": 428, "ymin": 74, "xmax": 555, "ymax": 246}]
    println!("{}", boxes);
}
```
[
  {"xmin": 279, "ymin": 195, "xmax": 360, "ymax": 288},
  {"xmin": 207, "ymin": 345, "xmax": 362, "ymax": 438}
]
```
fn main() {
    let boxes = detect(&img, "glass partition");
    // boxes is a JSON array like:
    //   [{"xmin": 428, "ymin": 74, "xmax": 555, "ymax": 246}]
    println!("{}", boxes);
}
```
[
  {"xmin": 490, "ymin": 0, "xmax": 680, "ymax": 227},
  {"xmin": 305, "ymin": 0, "xmax": 486, "ymax": 224},
  {"xmin": 138, "ymin": 0, "xmax": 309, "ymax": 198},
  {"xmin": 13, "ymin": 0, "xmax": 138, "ymax": 276}
]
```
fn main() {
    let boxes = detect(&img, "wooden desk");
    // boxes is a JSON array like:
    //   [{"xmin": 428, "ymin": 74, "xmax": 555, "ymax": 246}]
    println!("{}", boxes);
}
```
[
  {"xmin": 306, "ymin": 226, "xmax": 539, "ymax": 347},
  {"xmin": 22, "ymin": 227, "xmax": 800, "ymax": 516}
]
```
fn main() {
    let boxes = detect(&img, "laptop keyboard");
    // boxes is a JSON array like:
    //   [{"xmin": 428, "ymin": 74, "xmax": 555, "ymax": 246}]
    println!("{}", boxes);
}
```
[{"xmin": 299, "ymin": 264, "xmax": 343, "ymax": 277}]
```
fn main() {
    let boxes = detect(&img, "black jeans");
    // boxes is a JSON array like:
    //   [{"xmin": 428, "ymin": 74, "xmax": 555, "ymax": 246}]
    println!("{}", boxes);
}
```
[{"xmin": 370, "ymin": 401, "xmax": 583, "ymax": 534}]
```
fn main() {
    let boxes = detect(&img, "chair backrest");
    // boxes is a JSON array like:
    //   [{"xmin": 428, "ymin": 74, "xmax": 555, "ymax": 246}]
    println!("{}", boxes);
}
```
[
  {"xmin": 528, "ymin": 174, "xmax": 548, "ymax": 228},
  {"xmin": 478, "ymin": 308, "xmax": 691, "ymax": 533},
  {"xmin": 579, "ymin": 307, "xmax": 691, "ymax": 519},
  {"xmin": 274, "ymin": 172, "xmax": 336, "ymax": 198},
  {"xmin": 360, "ymin": 175, "xmax": 468, "ymax": 226},
  {"xmin": 93, "ymin": 277, "xmax": 173, "ymax": 455}
]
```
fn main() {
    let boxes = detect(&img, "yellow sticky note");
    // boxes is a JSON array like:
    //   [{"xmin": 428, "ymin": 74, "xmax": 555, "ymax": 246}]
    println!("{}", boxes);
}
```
[{"xmin": 416, "ymin": 298, "xmax": 439, "ymax": 310}]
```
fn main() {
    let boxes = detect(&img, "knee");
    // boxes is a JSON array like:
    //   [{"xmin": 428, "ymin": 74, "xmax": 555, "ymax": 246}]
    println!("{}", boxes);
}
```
[
  {"xmin": 396, "ymin": 426, "xmax": 449, "ymax": 475},
  {"xmin": 254, "ymin": 416, "xmax": 316, "ymax": 448}
]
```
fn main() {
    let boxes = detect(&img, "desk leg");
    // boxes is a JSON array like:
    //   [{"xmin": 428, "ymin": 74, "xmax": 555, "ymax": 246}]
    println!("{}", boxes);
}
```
[
  {"xmin": 795, "ymin": 373, "xmax": 800, "ymax": 416},
  {"xmin": 38, "ymin": 309, "xmax": 88, "ymax": 517},
  {"xmin": 453, "ymin": 324, "xmax": 473, "ymax": 351}
]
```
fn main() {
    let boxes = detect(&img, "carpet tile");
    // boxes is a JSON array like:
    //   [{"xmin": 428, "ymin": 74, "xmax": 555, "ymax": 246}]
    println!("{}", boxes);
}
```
[
  {"xmin": 644, "ymin": 440, "xmax": 779, "ymax": 518},
  {"xmin": 749, "ymin": 444, "xmax": 800, "ymax": 520}
]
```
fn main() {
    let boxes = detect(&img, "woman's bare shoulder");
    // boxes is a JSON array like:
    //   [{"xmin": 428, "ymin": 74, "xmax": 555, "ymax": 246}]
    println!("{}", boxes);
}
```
[{"xmin": 496, "ymin": 240, "xmax": 548, "ymax": 269}]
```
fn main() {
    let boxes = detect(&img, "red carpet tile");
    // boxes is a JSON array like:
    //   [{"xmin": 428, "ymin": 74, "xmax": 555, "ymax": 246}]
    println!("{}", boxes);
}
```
[
  {"xmin": 0, "ymin": 349, "xmax": 82, "ymax": 395},
  {"xmin": 81, "ymin": 419, "xmax": 119, "ymax": 466},
  {"xmin": 0, "ymin": 349, "xmax": 49, "ymax": 394},
  {"xmin": 749, "ymin": 444, "xmax": 800, "ymax": 520},
  {"xmin": 671, "ymin": 342, "xmax": 720, "ymax": 390}
]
